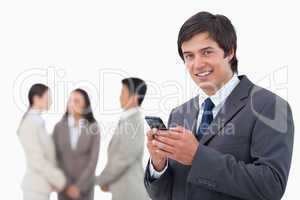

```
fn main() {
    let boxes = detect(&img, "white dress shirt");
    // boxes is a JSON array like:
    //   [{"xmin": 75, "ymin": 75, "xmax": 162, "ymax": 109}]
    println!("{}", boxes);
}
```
[
  {"xmin": 68, "ymin": 115, "xmax": 85, "ymax": 150},
  {"xmin": 150, "ymin": 74, "xmax": 240, "ymax": 178}
]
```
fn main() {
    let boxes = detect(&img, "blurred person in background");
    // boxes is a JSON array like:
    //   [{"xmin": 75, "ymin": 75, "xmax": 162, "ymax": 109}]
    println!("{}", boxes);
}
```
[
  {"xmin": 95, "ymin": 77, "xmax": 149, "ymax": 200},
  {"xmin": 53, "ymin": 88, "xmax": 100, "ymax": 200},
  {"xmin": 18, "ymin": 83, "xmax": 66, "ymax": 200}
]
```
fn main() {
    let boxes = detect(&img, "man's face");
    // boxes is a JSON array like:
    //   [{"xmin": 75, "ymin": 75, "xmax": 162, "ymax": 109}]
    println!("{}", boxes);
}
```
[
  {"xmin": 120, "ymin": 85, "xmax": 139, "ymax": 109},
  {"xmin": 181, "ymin": 32, "xmax": 234, "ymax": 95},
  {"xmin": 120, "ymin": 85, "xmax": 129, "ymax": 109},
  {"xmin": 120, "ymin": 85, "xmax": 135, "ymax": 109}
]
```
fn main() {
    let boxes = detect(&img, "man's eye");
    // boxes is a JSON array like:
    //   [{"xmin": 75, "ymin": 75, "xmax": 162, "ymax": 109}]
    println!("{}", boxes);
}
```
[
  {"xmin": 202, "ymin": 50, "xmax": 212, "ymax": 56},
  {"xmin": 185, "ymin": 54, "xmax": 193, "ymax": 60}
]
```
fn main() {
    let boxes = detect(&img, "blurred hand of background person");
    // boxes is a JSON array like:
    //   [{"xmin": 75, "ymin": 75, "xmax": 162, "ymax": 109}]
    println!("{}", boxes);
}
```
[
  {"xmin": 65, "ymin": 185, "xmax": 81, "ymax": 199},
  {"xmin": 100, "ymin": 185, "xmax": 109, "ymax": 192}
]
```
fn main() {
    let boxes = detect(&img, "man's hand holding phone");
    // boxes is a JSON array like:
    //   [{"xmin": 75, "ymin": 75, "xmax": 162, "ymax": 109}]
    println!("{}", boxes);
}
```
[
  {"xmin": 145, "ymin": 116, "xmax": 199, "ymax": 168},
  {"xmin": 146, "ymin": 128, "xmax": 168, "ymax": 171}
]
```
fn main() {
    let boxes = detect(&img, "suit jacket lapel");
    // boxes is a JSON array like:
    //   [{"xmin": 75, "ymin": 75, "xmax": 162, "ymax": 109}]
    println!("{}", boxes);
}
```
[
  {"xmin": 60, "ymin": 118, "xmax": 73, "ymax": 153},
  {"xmin": 60, "ymin": 117, "xmax": 84, "ymax": 155},
  {"xmin": 200, "ymin": 75, "xmax": 254, "ymax": 145},
  {"xmin": 108, "ymin": 118, "xmax": 124, "ymax": 152},
  {"xmin": 187, "ymin": 95, "xmax": 200, "ymax": 134},
  {"xmin": 75, "ymin": 125, "xmax": 87, "ymax": 153}
]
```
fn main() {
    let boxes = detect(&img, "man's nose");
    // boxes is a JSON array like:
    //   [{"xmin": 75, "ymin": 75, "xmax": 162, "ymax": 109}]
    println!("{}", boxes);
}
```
[{"xmin": 194, "ymin": 55, "xmax": 206, "ymax": 69}]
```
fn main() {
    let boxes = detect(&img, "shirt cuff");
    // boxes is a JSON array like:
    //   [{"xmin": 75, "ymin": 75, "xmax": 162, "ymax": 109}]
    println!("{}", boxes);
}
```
[{"xmin": 149, "ymin": 158, "xmax": 168, "ymax": 179}]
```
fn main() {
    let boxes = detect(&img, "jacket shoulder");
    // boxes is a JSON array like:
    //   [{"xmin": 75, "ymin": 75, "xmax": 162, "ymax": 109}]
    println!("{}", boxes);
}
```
[
  {"xmin": 54, "ymin": 118, "xmax": 65, "ymax": 129},
  {"xmin": 171, "ymin": 96, "xmax": 199, "ymax": 115},
  {"xmin": 20, "ymin": 114, "xmax": 44, "ymax": 132},
  {"xmin": 250, "ymin": 84, "xmax": 290, "ymax": 109}
]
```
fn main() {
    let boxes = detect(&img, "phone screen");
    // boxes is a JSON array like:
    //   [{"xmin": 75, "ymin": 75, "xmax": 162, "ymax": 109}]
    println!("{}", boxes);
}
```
[{"xmin": 145, "ymin": 116, "xmax": 168, "ymax": 130}]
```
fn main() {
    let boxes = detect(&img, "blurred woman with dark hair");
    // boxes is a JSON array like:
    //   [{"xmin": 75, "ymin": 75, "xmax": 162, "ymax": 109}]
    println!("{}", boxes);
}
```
[
  {"xmin": 18, "ymin": 83, "xmax": 66, "ymax": 200},
  {"xmin": 53, "ymin": 88, "xmax": 100, "ymax": 200}
]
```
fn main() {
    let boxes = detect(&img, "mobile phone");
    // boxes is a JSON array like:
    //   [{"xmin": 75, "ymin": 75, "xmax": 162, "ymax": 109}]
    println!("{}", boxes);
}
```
[{"xmin": 145, "ymin": 116, "xmax": 168, "ymax": 130}]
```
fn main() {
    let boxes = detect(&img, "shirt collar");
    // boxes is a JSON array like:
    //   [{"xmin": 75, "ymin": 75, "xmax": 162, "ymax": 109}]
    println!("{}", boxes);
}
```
[
  {"xmin": 199, "ymin": 74, "xmax": 240, "ymax": 108},
  {"xmin": 28, "ymin": 108, "xmax": 43, "ymax": 115},
  {"xmin": 120, "ymin": 107, "xmax": 140, "ymax": 120},
  {"xmin": 68, "ymin": 115, "xmax": 85, "ymax": 128}
]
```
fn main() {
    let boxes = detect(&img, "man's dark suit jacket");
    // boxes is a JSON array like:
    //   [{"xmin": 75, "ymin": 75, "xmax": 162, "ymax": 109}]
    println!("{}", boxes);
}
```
[{"xmin": 144, "ymin": 75, "xmax": 294, "ymax": 200}]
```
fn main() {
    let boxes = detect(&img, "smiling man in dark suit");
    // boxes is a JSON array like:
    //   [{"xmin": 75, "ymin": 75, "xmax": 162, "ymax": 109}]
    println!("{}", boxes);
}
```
[{"xmin": 144, "ymin": 11, "xmax": 294, "ymax": 200}]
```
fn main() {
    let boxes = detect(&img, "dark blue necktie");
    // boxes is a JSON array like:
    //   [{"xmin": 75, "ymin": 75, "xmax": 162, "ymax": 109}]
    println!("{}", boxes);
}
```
[{"xmin": 196, "ymin": 98, "xmax": 215, "ymax": 140}]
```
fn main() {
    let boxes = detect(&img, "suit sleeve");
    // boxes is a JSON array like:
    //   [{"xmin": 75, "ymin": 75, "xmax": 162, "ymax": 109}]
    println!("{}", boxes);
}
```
[
  {"xmin": 187, "ymin": 98, "xmax": 294, "ymax": 200},
  {"xmin": 75, "ymin": 123, "xmax": 101, "ymax": 192},
  {"xmin": 144, "ymin": 110, "xmax": 175, "ymax": 200},
  {"xmin": 95, "ymin": 119, "xmax": 144, "ymax": 186},
  {"xmin": 20, "ymin": 120, "xmax": 66, "ymax": 190}
]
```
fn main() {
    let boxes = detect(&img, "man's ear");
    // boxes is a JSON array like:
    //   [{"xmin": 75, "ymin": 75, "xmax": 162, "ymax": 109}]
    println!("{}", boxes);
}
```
[
  {"xmin": 127, "ymin": 94, "xmax": 138, "ymax": 105},
  {"xmin": 134, "ymin": 95, "xmax": 140, "ymax": 105},
  {"xmin": 33, "ymin": 95, "xmax": 39, "ymax": 104},
  {"xmin": 129, "ymin": 94, "xmax": 139, "ymax": 106},
  {"xmin": 226, "ymin": 49, "xmax": 235, "ymax": 62}
]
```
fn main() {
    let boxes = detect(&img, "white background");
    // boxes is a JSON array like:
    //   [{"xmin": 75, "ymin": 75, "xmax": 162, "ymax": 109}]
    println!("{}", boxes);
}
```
[{"xmin": 0, "ymin": 0, "xmax": 299, "ymax": 199}]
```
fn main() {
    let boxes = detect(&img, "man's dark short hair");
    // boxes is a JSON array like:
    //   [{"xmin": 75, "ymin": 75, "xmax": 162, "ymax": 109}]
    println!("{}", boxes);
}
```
[
  {"xmin": 122, "ymin": 77, "xmax": 147, "ymax": 106},
  {"xmin": 177, "ymin": 11, "xmax": 238, "ymax": 73}
]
